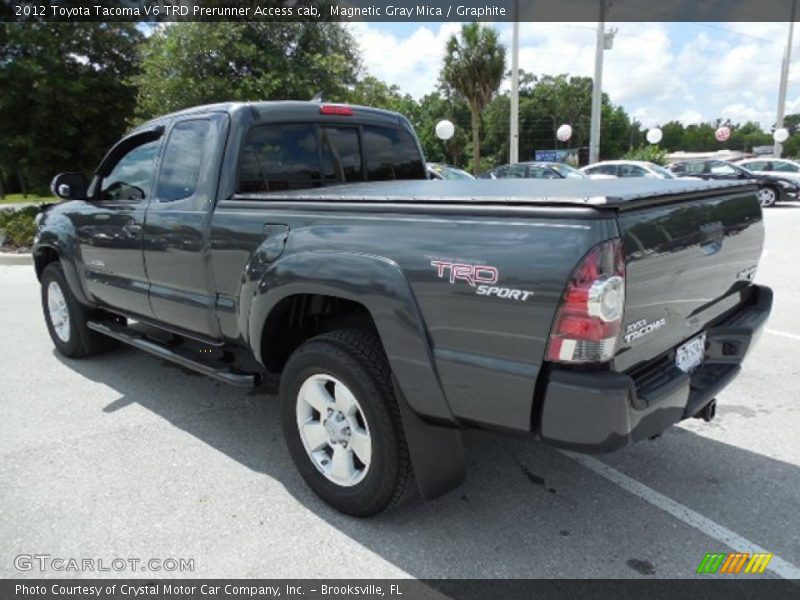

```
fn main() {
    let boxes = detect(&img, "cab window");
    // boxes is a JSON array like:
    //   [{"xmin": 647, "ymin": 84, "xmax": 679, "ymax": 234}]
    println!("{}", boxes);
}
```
[
  {"xmin": 99, "ymin": 139, "xmax": 160, "ymax": 201},
  {"xmin": 156, "ymin": 120, "xmax": 211, "ymax": 202}
]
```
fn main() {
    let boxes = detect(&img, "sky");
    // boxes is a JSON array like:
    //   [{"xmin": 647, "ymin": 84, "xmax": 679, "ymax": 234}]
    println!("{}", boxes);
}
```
[{"xmin": 349, "ymin": 21, "xmax": 800, "ymax": 132}]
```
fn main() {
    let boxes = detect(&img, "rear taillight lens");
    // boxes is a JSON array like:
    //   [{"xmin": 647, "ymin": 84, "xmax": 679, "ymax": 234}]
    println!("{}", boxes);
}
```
[
  {"xmin": 319, "ymin": 104, "xmax": 353, "ymax": 116},
  {"xmin": 546, "ymin": 238, "xmax": 625, "ymax": 364}
]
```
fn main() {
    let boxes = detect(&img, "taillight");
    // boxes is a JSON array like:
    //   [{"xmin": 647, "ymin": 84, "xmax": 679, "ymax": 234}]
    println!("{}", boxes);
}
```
[
  {"xmin": 546, "ymin": 238, "xmax": 625, "ymax": 364},
  {"xmin": 319, "ymin": 104, "xmax": 353, "ymax": 116}
]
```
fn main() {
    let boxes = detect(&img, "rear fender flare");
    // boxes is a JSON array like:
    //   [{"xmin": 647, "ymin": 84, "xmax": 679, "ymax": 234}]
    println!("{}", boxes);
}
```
[{"xmin": 248, "ymin": 251, "xmax": 455, "ymax": 424}]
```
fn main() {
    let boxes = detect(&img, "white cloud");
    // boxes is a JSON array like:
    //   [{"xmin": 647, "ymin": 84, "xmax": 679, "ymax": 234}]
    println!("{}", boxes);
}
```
[
  {"xmin": 353, "ymin": 22, "xmax": 800, "ymax": 133},
  {"xmin": 347, "ymin": 22, "xmax": 461, "ymax": 98}
]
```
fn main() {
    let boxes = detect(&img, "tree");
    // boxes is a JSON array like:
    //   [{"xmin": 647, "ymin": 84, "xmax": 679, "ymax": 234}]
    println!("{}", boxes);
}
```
[
  {"xmin": 0, "ymin": 23, "xmax": 142, "ymax": 193},
  {"xmin": 441, "ymin": 24, "xmax": 506, "ymax": 174},
  {"xmin": 135, "ymin": 23, "xmax": 362, "ymax": 120}
]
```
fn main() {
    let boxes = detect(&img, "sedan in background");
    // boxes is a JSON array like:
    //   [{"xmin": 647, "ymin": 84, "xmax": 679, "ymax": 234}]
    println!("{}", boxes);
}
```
[
  {"xmin": 479, "ymin": 162, "xmax": 586, "ymax": 180},
  {"xmin": 580, "ymin": 160, "xmax": 678, "ymax": 179},
  {"xmin": 427, "ymin": 163, "xmax": 475, "ymax": 181},
  {"xmin": 668, "ymin": 159, "xmax": 798, "ymax": 207},
  {"xmin": 736, "ymin": 158, "xmax": 800, "ymax": 183}
]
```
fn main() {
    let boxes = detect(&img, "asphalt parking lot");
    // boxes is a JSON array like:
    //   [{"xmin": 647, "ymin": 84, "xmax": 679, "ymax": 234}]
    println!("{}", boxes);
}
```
[{"xmin": 1, "ymin": 205, "xmax": 799, "ymax": 581}]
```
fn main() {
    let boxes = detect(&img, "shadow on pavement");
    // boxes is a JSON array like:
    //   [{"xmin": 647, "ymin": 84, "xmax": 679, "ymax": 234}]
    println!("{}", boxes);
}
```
[{"xmin": 55, "ymin": 347, "xmax": 800, "ymax": 579}]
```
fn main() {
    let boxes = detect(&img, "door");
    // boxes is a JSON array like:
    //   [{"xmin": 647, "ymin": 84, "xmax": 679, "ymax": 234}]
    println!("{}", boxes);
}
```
[
  {"xmin": 143, "ymin": 115, "xmax": 227, "ymax": 337},
  {"xmin": 76, "ymin": 132, "xmax": 162, "ymax": 317}
]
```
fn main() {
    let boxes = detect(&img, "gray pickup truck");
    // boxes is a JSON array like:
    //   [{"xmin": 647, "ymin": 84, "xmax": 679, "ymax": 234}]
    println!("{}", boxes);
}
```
[{"xmin": 35, "ymin": 102, "xmax": 771, "ymax": 516}]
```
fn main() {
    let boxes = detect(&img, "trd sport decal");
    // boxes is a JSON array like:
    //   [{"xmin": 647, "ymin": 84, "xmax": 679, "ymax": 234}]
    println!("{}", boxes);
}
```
[{"xmin": 430, "ymin": 260, "xmax": 534, "ymax": 301}]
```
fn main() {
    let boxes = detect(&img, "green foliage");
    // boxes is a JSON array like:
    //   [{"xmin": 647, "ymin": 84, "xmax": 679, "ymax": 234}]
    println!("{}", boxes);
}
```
[
  {"xmin": 442, "ymin": 24, "xmax": 506, "ymax": 174},
  {"xmin": 622, "ymin": 145, "xmax": 669, "ymax": 165},
  {"xmin": 0, "ymin": 23, "xmax": 142, "ymax": 194},
  {"xmin": 0, "ymin": 206, "xmax": 39, "ymax": 248},
  {"xmin": 134, "ymin": 23, "xmax": 361, "ymax": 120}
]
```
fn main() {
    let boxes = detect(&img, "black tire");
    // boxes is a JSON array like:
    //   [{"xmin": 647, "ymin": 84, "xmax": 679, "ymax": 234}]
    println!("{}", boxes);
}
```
[
  {"xmin": 279, "ymin": 329, "xmax": 414, "ymax": 517},
  {"xmin": 41, "ymin": 262, "xmax": 115, "ymax": 358}
]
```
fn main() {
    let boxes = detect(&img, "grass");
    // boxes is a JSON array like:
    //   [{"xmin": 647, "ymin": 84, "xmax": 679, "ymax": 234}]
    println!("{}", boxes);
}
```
[{"xmin": 0, "ymin": 193, "xmax": 58, "ymax": 205}]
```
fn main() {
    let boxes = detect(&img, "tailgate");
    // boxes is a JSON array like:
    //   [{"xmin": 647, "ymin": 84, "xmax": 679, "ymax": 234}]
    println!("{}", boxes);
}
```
[{"xmin": 613, "ymin": 187, "xmax": 764, "ymax": 372}]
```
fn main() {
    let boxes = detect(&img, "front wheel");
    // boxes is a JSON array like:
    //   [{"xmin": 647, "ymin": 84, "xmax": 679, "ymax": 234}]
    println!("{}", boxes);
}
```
[
  {"xmin": 41, "ymin": 262, "xmax": 115, "ymax": 358},
  {"xmin": 757, "ymin": 186, "xmax": 778, "ymax": 207},
  {"xmin": 279, "ymin": 330, "xmax": 415, "ymax": 516}
]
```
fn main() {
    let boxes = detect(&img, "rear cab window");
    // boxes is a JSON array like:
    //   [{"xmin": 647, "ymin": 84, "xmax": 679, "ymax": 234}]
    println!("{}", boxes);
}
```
[{"xmin": 237, "ymin": 122, "xmax": 425, "ymax": 194}]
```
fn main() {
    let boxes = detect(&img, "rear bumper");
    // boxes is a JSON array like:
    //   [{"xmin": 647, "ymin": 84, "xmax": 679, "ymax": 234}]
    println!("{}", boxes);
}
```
[{"xmin": 538, "ymin": 284, "xmax": 772, "ymax": 453}]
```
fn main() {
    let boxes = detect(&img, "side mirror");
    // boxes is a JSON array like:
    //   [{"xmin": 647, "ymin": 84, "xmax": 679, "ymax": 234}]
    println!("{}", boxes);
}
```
[{"xmin": 50, "ymin": 172, "xmax": 88, "ymax": 200}]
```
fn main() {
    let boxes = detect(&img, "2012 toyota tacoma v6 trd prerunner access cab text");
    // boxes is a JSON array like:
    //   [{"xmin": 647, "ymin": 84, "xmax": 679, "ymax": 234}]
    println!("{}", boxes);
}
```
[{"xmin": 35, "ymin": 102, "xmax": 772, "ymax": 516}]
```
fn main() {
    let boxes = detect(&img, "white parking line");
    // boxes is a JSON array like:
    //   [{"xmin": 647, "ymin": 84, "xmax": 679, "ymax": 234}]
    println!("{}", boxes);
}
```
[
  {"xmin": 563, "ymin": 452, "xmax": 800, "ymax": 580},
  {"xmin": 766, "ymin": 328, "xmax": 800, "ymax": 342}
]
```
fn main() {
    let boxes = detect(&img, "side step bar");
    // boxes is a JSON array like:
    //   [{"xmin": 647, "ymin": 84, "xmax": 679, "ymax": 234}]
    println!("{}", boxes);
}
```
[{"xmin": 87, "ymin": 321, "xmax": 257, "ymax": 387}]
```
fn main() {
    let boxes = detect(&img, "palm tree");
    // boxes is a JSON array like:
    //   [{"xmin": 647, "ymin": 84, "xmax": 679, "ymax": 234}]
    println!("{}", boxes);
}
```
[{"xmin": 442, "ymin": 24, "xmax": 506, "ymax": 175}]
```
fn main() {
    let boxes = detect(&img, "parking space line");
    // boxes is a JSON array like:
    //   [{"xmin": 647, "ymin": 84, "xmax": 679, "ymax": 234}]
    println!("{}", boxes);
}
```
[
  {"xmin": 766, "ymin": 329, "xmax": 800, "ymax": 342},
  {"xmin": 563, "ymin": 452, "xmax": 800, "ymax": 580}
]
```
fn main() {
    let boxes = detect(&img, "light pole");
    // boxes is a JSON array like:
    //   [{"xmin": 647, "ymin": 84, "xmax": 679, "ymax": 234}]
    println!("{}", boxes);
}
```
[
  {"xmin": 510, "ymin": 1, "xmax": 520, "ymax": 163},
  {"xmin": 774, "ymin": 0, "xmax": 796, "ymax": 157},
  {"xmin": 589, "ymin": 1, "xmax": 616, "ymax": 164}
]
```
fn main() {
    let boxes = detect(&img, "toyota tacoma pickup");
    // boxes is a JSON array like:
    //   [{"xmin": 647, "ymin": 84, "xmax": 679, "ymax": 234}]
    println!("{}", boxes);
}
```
[{"xmin": 35, "ymin": 102, "xmax": 771, "ymax": 516}]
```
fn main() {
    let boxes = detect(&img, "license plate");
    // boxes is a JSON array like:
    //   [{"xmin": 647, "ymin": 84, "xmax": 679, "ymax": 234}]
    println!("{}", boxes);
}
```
[{"xmin": 676, "ymin": 333, "xmax": 706, "ymax": 373}]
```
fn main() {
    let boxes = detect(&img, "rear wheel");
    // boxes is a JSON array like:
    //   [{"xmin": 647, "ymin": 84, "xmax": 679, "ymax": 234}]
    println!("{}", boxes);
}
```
[
  {"xmin": 279, "ymin": 329, "xmax": 414, "ymax": 516},
  {"xmin": 757, "ymin": 186, "xmax": 777, "ymax": 207},
  {"xmin": 41, "ymin": 262, "xmax": 115, "ymax": 358}
]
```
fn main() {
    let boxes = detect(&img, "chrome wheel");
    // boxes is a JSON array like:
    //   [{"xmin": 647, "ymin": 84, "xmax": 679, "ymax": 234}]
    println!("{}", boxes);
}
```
[
  {"xmin": 296, "ymin": 373, "xmax": 372, "ymax": 487},
  {"xmin": 757, "ymin": 187, "xmax": 776, "ymax": 207},
  {"xmin": 47, "ymin": 281, "xmax": 70, "ymax": 343}
]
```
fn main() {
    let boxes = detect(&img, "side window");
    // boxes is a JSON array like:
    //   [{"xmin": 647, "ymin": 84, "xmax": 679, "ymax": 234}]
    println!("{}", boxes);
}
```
[
  {"xmin": 527, "ymin": 166, "xmax": 551, "ymax": 178},
  {"xmin": 321, "ymin": 126, "xmax": 362, "ymax": 183},
  {"xmin": 363, "ymin": 125, "xmax": 426, "ymax": 180},
  {"xmin": 744, "ymin": 161, "xmax": 765, "ymax": 171},
  {"xmin": 619, "ymin": 164, "xmax": 647, "ymax": 177},
  {"xmin": 502, "ymin": 164, "xmax": 528, "ymax": 178},
  {"xmin": 100, "ymin": 140, "xmax": 160, "ymax": 201},
  {"xmin": 156, "ymin": 120, "xmax": 211, "ymax": 202},
  {"xmin": 772, "ymin": 161, "xmax": 799, "ymax": 172},
  {"xmin": 709, "ymin": 162, "xmax": 736, "ymax": 176},
  {"xmin": 238, "ymin": 124, "xmax": 321, "ymax": 192}
]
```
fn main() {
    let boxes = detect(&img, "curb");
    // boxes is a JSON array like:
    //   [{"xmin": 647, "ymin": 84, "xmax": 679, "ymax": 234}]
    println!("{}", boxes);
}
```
[{"xmin": 0, "ymin": 253, "xmax": 33, "ymax": 265}]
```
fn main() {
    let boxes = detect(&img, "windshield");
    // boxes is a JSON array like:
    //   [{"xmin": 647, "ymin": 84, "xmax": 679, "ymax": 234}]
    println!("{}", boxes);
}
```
[
  {"xmin": 648, "ymin": 163, "xmax": 677, "ymax": 179},
  {"xmin": 429, "ymin": 164, "xmax": 474, "ymax": 180},
  {"xmin": 549, "ymin": 163, "xmax": 585, "ymax": 179}
]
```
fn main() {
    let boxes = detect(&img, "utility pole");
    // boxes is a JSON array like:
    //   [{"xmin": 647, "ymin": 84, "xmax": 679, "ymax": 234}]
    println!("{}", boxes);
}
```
[
  {"xmin": 774, "ymin": 0, "xmax": 796, "ymax": 157},
  {"xmin": 509, "ymin": 1, "xmax": 520, "ymax": 163},
  {"xmin": 589, "ymin": 0, "xmax": 607, "ymax": 164}
]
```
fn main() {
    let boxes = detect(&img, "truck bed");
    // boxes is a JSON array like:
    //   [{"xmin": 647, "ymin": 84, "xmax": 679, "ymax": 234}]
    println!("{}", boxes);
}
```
[{"xmin": 235, "ymin": 178, "xmax": 757, "ymax": 209}]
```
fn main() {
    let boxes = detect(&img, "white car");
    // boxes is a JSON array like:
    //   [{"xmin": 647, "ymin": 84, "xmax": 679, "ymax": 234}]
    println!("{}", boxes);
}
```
[
  {"xmin": 580, "ymin": 160, "xmax": 678, "ymax": 180},
  {"xmin": 736, "ymin": 158, "xmax": 800, "ymax": 183}
]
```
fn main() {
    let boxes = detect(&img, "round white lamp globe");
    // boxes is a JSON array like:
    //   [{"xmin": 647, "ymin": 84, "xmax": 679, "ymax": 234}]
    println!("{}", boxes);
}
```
[
  {"xmin": 774, "ymin": 127, "xmax": 790, "ymax": 143},
  {"xmin": 646, "ymin": 127, "xmax": 663, "ymax": 144},
  {"xmin": 556, "ymin": 124, "xmax": 573, "ymax": 142},
  {"xmin": 435, "ymin": 120, "xmax": 455, "ymax": 141}
]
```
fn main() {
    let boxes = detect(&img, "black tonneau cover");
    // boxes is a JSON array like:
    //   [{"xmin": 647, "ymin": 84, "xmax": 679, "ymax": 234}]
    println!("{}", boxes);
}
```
[{"xmin": 237, "ymin": 178, "xmax": 758, "ymax": 210}]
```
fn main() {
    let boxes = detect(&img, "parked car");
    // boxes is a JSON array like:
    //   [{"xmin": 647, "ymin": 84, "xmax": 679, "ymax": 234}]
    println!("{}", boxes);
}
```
[
  {"xmin": 581, "ymin": 160, "xmax": 678, "ymax": 179},
  {"xmin": 668, "ymin": 159, "xmax": 798, "ymax": 207},
  {"xmin": 427, "ymin": 163, "xmax": 475, "ymax": 180},
  {"xmin": 479, "ymin": 161, "xmax": 586, "ymax": 179},
  {"xmin": 36, "ymin": 101, "xmax": 771, "ymax": 516},
  {"xmin": 736, "ymin": 157, "xmax": 800, "ymax": 183}
]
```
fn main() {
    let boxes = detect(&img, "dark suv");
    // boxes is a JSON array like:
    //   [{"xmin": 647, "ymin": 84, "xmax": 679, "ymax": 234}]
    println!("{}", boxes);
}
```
[{"xmin": 669, "ymin": 159, "xmax": 798, "ymax": 207}]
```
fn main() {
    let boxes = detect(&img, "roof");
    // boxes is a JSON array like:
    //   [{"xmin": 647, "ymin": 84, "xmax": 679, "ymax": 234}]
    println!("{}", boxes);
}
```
[
  {"xmin": 581, "ymin": 160, "xmax": 655, "ymax": 167},
  {"xmin": 132, "ymin": 101, "xmax": 407, "ymax": 134},
  {"xmin": 237, "ymin": 177, "xmax": 756, "ymax": 208}
]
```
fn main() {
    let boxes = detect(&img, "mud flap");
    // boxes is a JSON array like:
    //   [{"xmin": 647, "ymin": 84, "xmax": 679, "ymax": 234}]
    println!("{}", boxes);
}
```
[{"xmin": 392, "ymin": 376, "xmax": 466, "ymax": 500}]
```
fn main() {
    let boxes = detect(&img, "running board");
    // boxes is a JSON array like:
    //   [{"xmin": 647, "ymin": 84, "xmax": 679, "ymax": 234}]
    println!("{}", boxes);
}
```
[{"xmin": 87, "ymin": 321, "xmax": 257, "ymax": 387}]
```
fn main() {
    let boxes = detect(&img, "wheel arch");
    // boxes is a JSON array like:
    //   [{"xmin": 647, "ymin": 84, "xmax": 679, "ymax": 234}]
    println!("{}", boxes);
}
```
[{"xmin": 247, "ymin": 251, "xmax": 455, "ymax": 425}]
